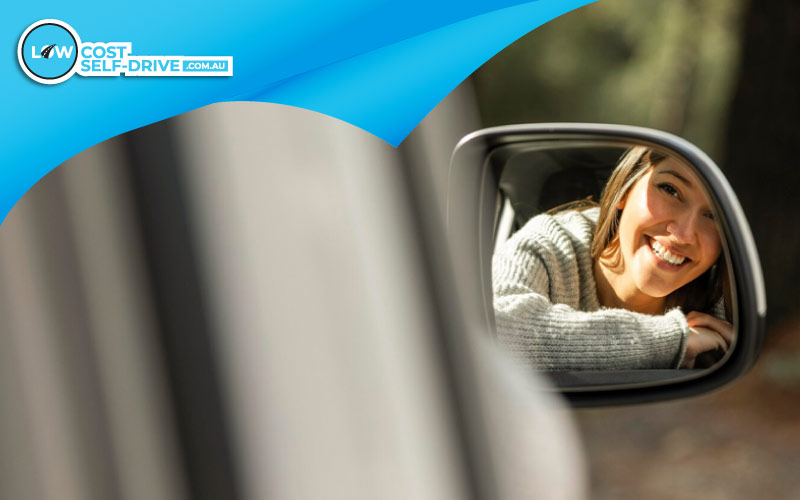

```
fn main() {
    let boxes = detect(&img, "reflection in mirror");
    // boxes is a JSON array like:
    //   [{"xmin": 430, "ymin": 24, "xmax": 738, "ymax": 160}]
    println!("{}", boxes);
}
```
[{"xmin": 491, "ymin": 142, "xmax": 735, "ymax": 386}]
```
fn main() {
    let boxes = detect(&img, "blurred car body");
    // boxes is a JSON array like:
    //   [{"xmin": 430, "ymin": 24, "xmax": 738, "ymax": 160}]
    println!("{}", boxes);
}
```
[{"xmin": 0, "ymin": 97, "xmax": 587, "ymax": 500}]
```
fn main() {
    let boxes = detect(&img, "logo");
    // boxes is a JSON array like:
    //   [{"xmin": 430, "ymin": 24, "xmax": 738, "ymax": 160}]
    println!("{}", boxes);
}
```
[
  {"xmin": 18, "ymin": 19, "xmax": 233, "ymax": 85},
  {"xmin": 18, "ymin": 19, "xmax": 80, "ymax": 84}
]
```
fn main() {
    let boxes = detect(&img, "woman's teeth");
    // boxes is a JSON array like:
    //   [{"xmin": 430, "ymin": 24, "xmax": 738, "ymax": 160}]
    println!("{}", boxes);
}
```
[{"xmin": 650, "ymin": 239, "xmax": 686, "ymax": 266}]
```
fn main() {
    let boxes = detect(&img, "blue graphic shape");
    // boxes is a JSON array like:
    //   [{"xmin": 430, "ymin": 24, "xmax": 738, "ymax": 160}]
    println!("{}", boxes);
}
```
[{"xmin": 1, "ymin": 0, "xmax": 596, "ymax": 225}]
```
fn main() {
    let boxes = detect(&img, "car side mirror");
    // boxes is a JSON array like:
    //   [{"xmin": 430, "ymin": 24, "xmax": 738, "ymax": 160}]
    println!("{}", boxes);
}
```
[{"xmin": 447, "ymin": 123, "xmax": 766, "ymax": 406}]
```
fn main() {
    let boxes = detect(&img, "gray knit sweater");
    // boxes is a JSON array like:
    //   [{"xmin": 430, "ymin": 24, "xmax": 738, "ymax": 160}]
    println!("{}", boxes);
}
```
[{"xmin": 492, "ymin": 207, "xmax": 689, "ymax": 371}]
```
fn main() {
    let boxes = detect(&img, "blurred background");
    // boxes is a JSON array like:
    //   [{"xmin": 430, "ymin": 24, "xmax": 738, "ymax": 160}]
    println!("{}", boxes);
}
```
[{"xmin": 2, "ymin": 0, "xmax": 799, "ymax": 499}]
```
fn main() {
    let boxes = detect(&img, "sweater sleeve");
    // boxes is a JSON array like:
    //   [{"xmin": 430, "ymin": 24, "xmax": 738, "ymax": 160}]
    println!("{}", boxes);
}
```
[
  {"xmin": 493, "ymin": 287, "xmax": 689, "ymax": 370},
  {"xmin": 492, "ymin": 220, "xmax": 689, "ymax": 371}
]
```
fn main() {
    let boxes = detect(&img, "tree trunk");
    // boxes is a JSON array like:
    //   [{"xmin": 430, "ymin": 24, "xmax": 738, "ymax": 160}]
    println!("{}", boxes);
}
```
[{"xmin": 722, "ymin": 0, "xmax": 800, "ymax": 333}]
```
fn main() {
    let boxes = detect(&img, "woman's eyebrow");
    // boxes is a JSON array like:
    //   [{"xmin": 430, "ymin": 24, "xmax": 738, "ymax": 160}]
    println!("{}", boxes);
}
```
[{"xmin": 660, "ymin": 169, "xmax": 693, "ymax": 188}]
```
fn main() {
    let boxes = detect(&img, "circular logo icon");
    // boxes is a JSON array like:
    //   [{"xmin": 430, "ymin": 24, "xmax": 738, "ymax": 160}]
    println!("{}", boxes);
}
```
[{"xmin": 18, "ymin": 20, "xmax": 81, "ymax": 85}]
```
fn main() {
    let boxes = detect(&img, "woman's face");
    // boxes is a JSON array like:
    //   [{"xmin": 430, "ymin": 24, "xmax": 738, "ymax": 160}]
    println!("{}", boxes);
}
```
[{"xmin": 615, "ymin": 157, "xmax": 722, "ymax": 301}]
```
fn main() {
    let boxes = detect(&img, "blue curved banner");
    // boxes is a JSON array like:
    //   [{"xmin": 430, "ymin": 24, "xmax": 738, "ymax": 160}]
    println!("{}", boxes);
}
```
[{"xmin": 1, "ymin": 0, "xmax": 594, "ymax": 223}]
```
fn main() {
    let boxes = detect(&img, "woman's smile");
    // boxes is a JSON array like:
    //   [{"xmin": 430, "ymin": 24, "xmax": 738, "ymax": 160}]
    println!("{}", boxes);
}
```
[{"xmin": 645, "ymin": 236, "xmax": 689, "ymax": 268}]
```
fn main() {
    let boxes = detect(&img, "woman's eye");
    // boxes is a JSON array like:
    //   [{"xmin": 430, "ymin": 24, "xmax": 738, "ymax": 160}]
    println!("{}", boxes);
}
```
[
  {"xmin": 703, "ymin": 211, "xmax": 715, "ymax": 221},
  {"xmin": 658, "ymin": 183, "xmax": 681, "ymax": 199}
]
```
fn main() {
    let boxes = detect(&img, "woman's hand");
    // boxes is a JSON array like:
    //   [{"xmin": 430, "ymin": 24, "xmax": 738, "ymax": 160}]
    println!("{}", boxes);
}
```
[{"xmin": 681, "ymin": 311, "xmax": 734, "ymax": 369}]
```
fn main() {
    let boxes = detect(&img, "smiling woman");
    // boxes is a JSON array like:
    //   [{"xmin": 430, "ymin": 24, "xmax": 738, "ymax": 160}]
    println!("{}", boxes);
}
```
[{"xmin": 492, "ymin": 145, "xmax": 732, "ymax": 371}]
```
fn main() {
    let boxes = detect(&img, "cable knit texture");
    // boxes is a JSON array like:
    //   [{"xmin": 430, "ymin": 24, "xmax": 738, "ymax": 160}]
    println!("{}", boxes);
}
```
[{"xmin": 493, "ymin": 207, "xmax": 689, "ymax": 371}]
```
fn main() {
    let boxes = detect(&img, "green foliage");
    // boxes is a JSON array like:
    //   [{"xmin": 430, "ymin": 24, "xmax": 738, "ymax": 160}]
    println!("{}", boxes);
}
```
[{"xmin": 471, "ymin": 0, "xmax": 746, "ymax": 158}]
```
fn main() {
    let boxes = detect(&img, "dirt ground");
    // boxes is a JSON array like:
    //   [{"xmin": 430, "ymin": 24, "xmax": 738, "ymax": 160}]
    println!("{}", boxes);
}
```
[{"xmin": 575, "ymin": 318, "xmax": 800, "ymax": 500}]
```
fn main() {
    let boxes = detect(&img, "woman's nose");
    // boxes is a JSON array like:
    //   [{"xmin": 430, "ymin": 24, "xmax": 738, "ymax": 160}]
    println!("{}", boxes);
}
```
[{"xmin": 666, "ymin": 211, "xmax": 699, "ymax": 244}]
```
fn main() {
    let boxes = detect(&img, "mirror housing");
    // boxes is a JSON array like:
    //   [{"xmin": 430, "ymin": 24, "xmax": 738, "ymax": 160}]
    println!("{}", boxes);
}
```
[{"xmin": 447, "ymin": 123, "xmax": 766, "ymax": 406}]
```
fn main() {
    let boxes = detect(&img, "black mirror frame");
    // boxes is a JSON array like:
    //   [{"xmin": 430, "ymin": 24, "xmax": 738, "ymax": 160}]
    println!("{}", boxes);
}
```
[{"xmin": 447, "ymin": 123, "xmax": 766, "ymax": 407}]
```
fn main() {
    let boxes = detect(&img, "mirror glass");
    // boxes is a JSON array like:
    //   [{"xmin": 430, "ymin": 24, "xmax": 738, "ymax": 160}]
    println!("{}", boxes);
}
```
[{"xmin": 490, "ymin": 140, "xmax": 736, "ymax": 389}]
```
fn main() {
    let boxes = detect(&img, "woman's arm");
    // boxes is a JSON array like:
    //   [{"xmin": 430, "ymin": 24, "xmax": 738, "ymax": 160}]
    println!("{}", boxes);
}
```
[{"xmin": 493, "ymin": 289, "xmax": 690, "ymax": 371}]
